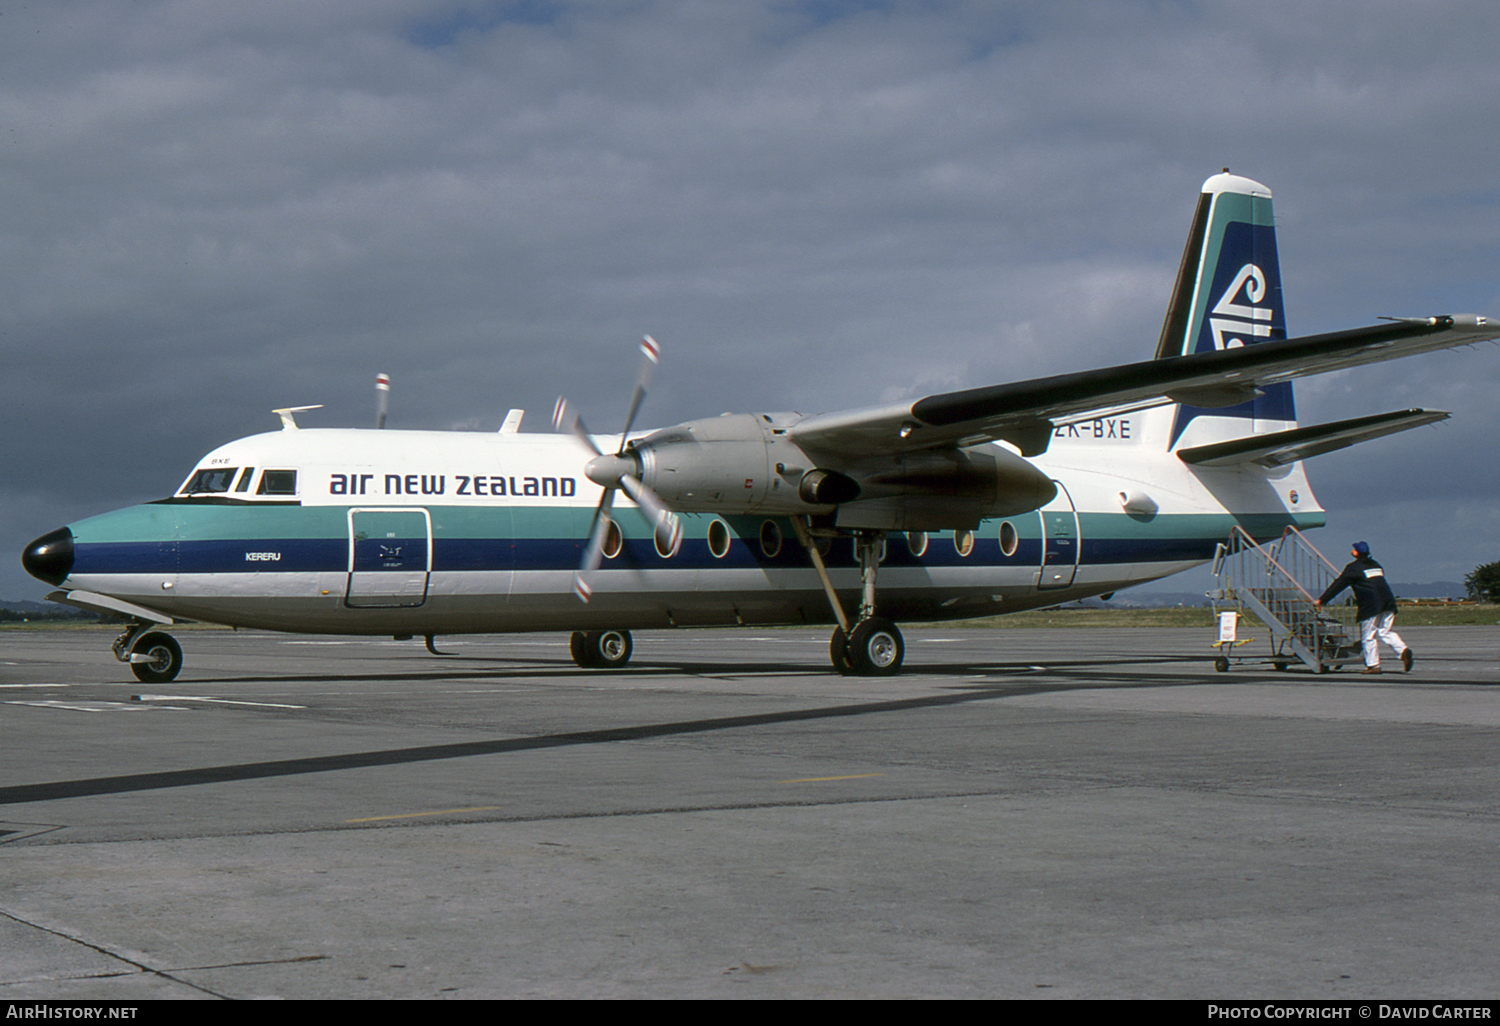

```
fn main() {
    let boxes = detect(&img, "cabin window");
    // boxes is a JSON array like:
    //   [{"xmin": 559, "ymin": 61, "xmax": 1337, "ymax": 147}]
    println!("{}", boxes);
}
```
[
  {"xmin": 602, "ymin": 520, "xmax": 623, "ymax": 560},
  {"xmin": 257, "ymin": 470, "xmax": 298, "ymax": 495},
  {"xmin": 654, "ymin": 521, "xmax": 681, "ymax": 559},
  {"xmin": 180, "ymin": 467, "xmax": 238, "ymax": 494},
  {"xmin": 999, "ymin": 520, "xmax": 1019, "ymax": 558},
  {"xmin": 759, "ymin": 520, "xmax": 782, "ymax": 559},
  {"xmin": 907, "ymin": 531, "xmax": 928, "ymax": 558},
  {"xmin": 954, "ymin": 530, "xmax": 975, "ymax": 558},
  {"xmin": 707, "ymin": 519, "xmax": 731, "ymax": 559}
]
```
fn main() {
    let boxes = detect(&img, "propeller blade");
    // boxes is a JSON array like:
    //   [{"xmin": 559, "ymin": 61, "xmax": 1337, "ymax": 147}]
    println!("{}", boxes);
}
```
[
  {"xmin": 618, "ymin": 474, "xmax": 681, "ymax": 553},
  {"xmin": 618, "ymin": 335, "xmax": 661, "ymax": 445},
  {"xmin": 572, "ymin": 574, "xmax": 594, "ymax": 604},
  {"xmin": 574, "ymin": 489, "xmax": 616, "ymax": 603},
  {"xmin": 552, "ymin": 397, "xmax": 604, "ymax": 457},
  {"xmin": 555, "ymin": 335, "xmax": 676, "ymax": 601},
  {"xmin": 376, "ymin": 373, "xmax": 390, "ymax": 429}
]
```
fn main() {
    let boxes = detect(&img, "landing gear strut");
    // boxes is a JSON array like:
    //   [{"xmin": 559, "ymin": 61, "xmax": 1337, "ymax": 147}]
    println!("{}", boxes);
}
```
[{"xmin": 794, "ymin": 518, "xmax": 905, "ymax": 677}]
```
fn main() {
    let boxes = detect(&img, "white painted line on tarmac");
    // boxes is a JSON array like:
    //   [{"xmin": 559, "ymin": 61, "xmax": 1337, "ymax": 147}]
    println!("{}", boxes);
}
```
[
  {"xmin": 131, "ymin": 693, "xmax": 307, "ymax": 709},
  {"xmin": 6, "ymin": 699, "xmax": 188, "ymax": 712}
]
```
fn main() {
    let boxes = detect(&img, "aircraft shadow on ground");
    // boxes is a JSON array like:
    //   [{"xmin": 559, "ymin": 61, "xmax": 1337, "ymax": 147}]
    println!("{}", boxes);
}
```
[
  {"xmin": 186, "ymin": 649, "xmax": 1215, "ymax": 685},
  {"xmin": 1, "ymin": 666, "xmax": 1224, "ymax": 807}
]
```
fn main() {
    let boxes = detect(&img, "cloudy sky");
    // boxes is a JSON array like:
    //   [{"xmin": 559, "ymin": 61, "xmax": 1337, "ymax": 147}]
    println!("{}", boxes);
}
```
[{"xmin": 5, "ymin": 0, "xmax": 1498, "ymax": 603}]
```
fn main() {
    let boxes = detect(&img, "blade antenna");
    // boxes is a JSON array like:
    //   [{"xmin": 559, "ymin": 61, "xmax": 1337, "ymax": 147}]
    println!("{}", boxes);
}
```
[{"xmin": 376, "ymin": 373, "xmax": 391, "ymax": 429}]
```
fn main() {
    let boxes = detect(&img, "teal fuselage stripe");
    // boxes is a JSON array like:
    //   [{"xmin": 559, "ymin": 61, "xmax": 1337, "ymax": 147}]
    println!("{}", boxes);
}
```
[{"xmin": 64, "ymin": 502, "xmax": 1324, "ymax": 577}]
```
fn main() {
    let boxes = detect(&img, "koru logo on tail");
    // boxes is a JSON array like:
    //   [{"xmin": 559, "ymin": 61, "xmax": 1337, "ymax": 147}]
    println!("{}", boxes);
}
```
[{"xmin": 1208, "ymin": 264, "xmax": 1273, "ymax": 350}]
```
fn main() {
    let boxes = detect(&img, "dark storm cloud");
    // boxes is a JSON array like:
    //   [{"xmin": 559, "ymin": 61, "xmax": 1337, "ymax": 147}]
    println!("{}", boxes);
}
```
[{"xmin": 4, "ymin": 0, "xmax": 1498, "ymax": 598}]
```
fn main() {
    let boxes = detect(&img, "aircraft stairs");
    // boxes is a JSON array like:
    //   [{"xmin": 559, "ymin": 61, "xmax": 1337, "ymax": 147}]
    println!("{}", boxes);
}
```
[{"xmin": 1209, "ymin": 525, "xmax": 1360, "ymax": 673}]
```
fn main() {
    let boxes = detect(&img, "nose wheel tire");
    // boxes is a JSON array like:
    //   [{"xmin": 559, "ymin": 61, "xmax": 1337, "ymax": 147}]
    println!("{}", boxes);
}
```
[
  {"xmin": 569, "ymin": 629, "xmax": 633, "ymax": 669},
  {"xmin": 130, "ymin": 631, "xmax": 183, "ymax": 683}
]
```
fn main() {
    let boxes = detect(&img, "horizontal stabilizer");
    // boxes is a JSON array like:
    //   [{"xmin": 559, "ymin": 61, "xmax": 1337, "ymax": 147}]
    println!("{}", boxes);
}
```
[{"xmin": 1175, "ymin": 409, "xmax": 1449, "ymax": 467}]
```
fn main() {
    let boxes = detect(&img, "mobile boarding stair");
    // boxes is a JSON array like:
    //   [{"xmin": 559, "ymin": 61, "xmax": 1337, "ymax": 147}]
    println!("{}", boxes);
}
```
[{"xmin": 1209, "ymin": 525, "xmax": 1361, "ymax": 673}]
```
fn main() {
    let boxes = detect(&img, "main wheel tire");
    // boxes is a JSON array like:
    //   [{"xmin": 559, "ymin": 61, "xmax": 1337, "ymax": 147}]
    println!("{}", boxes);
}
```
[
  {"xmin": 131, "ymin": 631, "xmax": 183, "ymax": 683},
  {"xmin": 846, "ymin": 617, "xmax": 904, "ymax": 676},
  {"xmin": 570, "ymin": 629, "xmax": 633, "ymax": 669},
  {"xmin": 829, "ymin": 628, "xmax": 856, "ymax": 676}
]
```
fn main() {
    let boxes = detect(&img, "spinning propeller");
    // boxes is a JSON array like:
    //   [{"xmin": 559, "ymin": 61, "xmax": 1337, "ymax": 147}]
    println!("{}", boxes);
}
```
[{"xmin": 552, "ymin": 336, "xmax": 681, "ymax": 602}]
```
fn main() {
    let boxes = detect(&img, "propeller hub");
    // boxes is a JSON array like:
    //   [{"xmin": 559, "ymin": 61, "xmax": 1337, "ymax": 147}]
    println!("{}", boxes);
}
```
[{"xmin": 584, "ymin": 452, "xmax": 638, "ymax": 489}]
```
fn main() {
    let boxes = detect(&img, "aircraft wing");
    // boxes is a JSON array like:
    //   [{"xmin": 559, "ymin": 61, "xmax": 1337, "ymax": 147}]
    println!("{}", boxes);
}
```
[{"xmin": 789, "ymin": 315, "xmax": 1497, "ymax": 457}]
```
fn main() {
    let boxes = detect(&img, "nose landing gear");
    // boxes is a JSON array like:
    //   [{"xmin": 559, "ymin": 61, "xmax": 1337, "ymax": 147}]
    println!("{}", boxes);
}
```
[{"xmin": 113, "ymin": 625, "xmax": 184, "ymax": 683}]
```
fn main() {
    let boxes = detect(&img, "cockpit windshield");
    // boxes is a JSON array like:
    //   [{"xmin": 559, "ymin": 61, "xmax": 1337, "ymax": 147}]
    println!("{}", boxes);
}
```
[
  {"xmin": 179, "ymin": 467, "xmax": 238, "ymax": 495},
  {"xmin": 257, "ymin": 470, "xmax": 297, "ymax": 495}
]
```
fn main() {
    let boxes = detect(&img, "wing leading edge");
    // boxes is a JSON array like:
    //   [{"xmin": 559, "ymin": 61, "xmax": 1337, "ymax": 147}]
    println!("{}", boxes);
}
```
[{"xmin": 789, "ymin": 314, "xmax": 1497, "ymax": 458}]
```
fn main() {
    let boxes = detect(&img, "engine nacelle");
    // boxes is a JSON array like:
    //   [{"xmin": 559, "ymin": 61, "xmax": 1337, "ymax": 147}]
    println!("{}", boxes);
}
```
[
  {"xmin": 633, "ymin": 414, "xmax": 810, "ymax": 513},
  {"xmin": 628, "ymin": 412, "xmax": 1057, "ymax": 530},
  {"xmin": 833, "ymin": 446, "xmax": 1057, "ymax": 531}
]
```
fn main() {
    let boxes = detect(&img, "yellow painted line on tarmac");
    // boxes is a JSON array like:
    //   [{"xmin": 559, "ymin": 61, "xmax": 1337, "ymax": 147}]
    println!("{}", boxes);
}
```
[
  {"xmin": 346, "ymin": 806, "xmax": 506, "ymax": 824},
  {"xmin": 777, "ymin": 773, "xmax": 884, "ymax": 784}
]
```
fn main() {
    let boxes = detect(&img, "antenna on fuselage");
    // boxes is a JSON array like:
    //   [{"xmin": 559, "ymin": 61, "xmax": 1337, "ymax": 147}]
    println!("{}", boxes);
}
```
[
  {"xmin": 273, "ymin": 405, "xmax": 323, "ymax": 431},
  {"xmin": 376, "ymin": 373, "xmax": 391, "ymax": 429}
]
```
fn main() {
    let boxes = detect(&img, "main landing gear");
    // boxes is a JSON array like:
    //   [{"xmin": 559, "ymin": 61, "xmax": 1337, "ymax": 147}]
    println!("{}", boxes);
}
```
[
  {"xmin": 113, "ymin": 624, "xmax": 184, "ymax": 683},
  {"xmin": 794, "ymin": 518, "xmax": 905, "ymax": 677},
  {"xmin": 570, "ymin": 629, "xmax": 634, "ymax": 669},
  {"xmin": 830, "ymin": 616, "xmax": 905, "ymax": 676},
  {"xmin": 560, "ymin": 521, "xmax": 906, "ymax": 677}
]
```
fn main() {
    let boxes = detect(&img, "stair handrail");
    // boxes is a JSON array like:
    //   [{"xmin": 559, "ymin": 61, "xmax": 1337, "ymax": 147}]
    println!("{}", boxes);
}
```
[{"xmin": 1269, "ymin": 525, "xmax": 1353, "ymax": 609}]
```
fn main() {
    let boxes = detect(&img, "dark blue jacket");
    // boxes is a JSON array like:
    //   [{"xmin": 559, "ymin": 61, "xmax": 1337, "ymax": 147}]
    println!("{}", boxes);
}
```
[{"xmin": 1319, "ymin": 556, "xmax": 1398, "ymax": 620}]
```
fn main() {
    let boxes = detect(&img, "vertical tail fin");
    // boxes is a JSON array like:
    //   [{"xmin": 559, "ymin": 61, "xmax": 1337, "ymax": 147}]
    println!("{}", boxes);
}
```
[{"xmin": 1155, "ymin": 172, "xmax": 1296, "ymax": 449}]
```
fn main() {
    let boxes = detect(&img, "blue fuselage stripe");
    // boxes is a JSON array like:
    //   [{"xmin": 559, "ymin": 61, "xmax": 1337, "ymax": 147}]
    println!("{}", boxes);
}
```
[{"xmin": 66, "ymin": 519, "xmax": 1298, "ymax": 576}]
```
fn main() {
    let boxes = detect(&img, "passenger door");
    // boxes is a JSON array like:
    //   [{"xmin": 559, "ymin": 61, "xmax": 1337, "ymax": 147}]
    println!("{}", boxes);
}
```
[
  {"xmin": 1037, "ymin": 481, "xmax": 1080, "ymax": 591},
  {"xmin": 346, "ymin": 508, "xmax": 432, "ymax": 608}
]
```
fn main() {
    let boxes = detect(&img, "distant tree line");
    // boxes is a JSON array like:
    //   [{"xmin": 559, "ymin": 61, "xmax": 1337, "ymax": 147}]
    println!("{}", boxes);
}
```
[
  {"xmin": 0, "ymin": 607, "xmax": 99, "ymax": 622},
  {"xmin": 1466, "ymin": 561, "xmax": 1500, "ymax": 603}
]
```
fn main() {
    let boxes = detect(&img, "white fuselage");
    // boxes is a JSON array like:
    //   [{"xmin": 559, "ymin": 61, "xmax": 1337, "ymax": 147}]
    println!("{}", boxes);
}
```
[{"xmin": 47, "ymin": 402, "xmax": 1322, "ymax": 636}]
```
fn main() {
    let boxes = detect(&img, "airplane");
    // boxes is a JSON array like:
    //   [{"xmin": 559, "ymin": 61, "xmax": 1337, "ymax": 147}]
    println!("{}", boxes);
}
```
[{"xmin": 20, "ymin": 172, "xmax": 1499, "ymax": 681}]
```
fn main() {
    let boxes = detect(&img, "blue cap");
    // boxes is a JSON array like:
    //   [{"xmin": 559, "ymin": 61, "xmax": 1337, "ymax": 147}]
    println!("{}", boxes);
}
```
[{"xmin": 1353, "ymin": 541, "xmax": 1370, "ymax": 556}]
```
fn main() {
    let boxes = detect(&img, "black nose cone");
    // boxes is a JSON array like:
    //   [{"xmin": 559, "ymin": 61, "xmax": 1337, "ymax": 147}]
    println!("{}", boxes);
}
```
[{"xmin": 22, "ymin": 527, "xmax": 74, "ymax": 586}]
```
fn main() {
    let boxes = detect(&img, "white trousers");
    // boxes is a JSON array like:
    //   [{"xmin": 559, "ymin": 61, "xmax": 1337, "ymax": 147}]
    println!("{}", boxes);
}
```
[{"xmin": 1360, "ymin": 612, "xmax": 1407, "ymax": 667}]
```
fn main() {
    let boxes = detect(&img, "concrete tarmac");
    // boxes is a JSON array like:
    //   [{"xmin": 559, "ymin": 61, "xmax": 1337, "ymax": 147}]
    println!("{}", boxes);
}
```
[{"xmin": 1, "ymin": 623, "xmax": 1498, "ymax": 1000}]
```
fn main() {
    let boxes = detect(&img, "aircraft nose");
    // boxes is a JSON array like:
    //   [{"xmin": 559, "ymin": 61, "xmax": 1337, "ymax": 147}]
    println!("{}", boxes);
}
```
[{"xmin": 21, "ymin": 527, "xmax": 74, "ymax": 586}]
